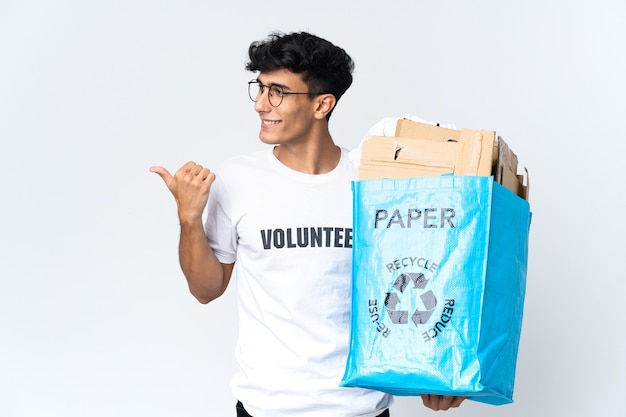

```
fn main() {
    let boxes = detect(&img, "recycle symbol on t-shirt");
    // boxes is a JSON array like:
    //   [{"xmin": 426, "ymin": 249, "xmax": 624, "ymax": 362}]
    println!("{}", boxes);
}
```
[{"xmin": 384, "ymin": 272, "xmax": 437, "ymax": 326}]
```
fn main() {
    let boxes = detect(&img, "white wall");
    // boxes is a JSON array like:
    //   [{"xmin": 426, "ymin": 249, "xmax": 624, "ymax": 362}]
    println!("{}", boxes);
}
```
[{"xmin": 1, "ymin": 1, "xmax": 624, "ymax": 416}]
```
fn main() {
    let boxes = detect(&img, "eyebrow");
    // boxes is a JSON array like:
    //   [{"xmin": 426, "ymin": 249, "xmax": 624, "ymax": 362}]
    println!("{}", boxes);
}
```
[{"xmin": 256, "ymin": 78, "xmax": 292, "ymax": 91}]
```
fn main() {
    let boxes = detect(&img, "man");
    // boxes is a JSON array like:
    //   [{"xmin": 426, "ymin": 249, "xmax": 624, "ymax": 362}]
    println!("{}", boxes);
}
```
[{"xmin": 150, "ymin": 31, "xmax": 465, "ymax": 416}]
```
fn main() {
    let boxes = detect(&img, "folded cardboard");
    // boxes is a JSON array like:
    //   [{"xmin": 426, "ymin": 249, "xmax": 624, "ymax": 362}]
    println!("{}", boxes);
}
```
[
  {"xmin": 359, "ymin": 118, "xmax": 529, "ymax": 200},
  {"xmin": 395, "ymin": 118, "xmax": 461, "ymax": 142}
]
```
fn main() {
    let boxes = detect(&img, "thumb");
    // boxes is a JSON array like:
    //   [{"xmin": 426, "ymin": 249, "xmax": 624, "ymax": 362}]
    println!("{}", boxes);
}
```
[{"xmin": 149, "ymin": 165, "xmax": 174, "ymax": 186}]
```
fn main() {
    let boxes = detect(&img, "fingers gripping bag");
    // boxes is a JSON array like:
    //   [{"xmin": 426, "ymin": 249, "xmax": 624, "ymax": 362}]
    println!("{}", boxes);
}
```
[{"xmin": 340, "ymin": 175, "xmax": 531, "ymax": 405}]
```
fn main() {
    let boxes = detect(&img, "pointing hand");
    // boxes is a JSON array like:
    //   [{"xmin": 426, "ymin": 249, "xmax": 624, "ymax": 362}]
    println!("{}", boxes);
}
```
[{"xmin": 150, "ymin": 161, "xmax": 216, "ymax": 223}]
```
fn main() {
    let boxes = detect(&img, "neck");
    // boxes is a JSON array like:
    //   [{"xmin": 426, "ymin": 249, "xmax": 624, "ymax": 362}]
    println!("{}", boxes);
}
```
[{"xmin": 273, "ymin": 132, "xmax": 341, "ymax": 175}]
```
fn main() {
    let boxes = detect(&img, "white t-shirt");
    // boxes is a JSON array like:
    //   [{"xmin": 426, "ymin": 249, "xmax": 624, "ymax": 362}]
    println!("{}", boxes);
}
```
[{"xmin": 205, "ymin": 147, "xmax": 392, "ymax": 417}]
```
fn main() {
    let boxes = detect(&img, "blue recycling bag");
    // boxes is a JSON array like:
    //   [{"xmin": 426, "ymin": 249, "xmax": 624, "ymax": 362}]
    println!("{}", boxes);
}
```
[{"xmin": 341, "ymin": 176, "xmax": 531, "ymax": 405}]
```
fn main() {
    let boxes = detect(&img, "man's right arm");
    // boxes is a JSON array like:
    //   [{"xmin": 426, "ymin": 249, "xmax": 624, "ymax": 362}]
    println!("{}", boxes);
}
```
[
  {"xmin": 150, "ymin": 161, "xmax": 233, "ymax": 304},
  {"xmin": 178, "ymin": 216, "xmax": 234, "ymax": 304}
]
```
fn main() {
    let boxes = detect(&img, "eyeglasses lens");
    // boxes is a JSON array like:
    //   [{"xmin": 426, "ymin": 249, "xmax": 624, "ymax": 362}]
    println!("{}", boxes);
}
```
[{"xmin": 248, "ymin": 82, "xmax": 283, "ymax": 107}]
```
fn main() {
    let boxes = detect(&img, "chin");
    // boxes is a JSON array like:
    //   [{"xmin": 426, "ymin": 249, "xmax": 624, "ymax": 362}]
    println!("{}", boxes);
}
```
[
  {"xmin": 259, "ymin": 137, "xmax": 276, "ymax": 145},
  {"xmin": 258, "ymin": 134, "xmax": 282, "ymax": 145}
]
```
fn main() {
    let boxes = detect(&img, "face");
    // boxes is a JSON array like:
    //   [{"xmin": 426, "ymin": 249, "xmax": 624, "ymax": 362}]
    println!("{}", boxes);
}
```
[{"xmin": 252, "ymin": 69, "xmax": 321, "ymax": 146}]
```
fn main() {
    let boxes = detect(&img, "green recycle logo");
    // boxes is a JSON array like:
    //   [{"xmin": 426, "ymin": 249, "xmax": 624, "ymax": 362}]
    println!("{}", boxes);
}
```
[{"xmin": 384, "ymin": 272, "xmax": 437, "ymax": 326}]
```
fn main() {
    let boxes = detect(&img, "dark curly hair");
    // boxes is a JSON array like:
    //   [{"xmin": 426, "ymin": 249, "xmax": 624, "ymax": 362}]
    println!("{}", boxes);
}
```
[{"xmin": 246, "ymin": 31, "xmax": 355, "ymax": 119}]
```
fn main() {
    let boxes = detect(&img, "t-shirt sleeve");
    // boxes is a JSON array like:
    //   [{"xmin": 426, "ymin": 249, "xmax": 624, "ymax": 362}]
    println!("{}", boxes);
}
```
[{"xmin": 204, "ymin": 173, "xmax": 238, "ymax": 264}]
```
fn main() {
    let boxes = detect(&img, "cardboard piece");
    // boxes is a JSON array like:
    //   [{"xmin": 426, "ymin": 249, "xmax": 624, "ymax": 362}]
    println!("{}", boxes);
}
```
[
  {"xmin": 395, "ymin": 118, "xmax": 461, "ymax": 142},
  {"xmin": 359, "ymin": 136, "xmax": 458, "ymax": 179},
  {"xmin": 359, "ymin": 118, "xmax": 529, "ymax": 200}
]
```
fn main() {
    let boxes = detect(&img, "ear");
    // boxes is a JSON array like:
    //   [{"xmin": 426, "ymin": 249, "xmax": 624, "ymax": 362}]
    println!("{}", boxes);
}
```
[{"xmin": 313, "ymin": 94, "xmax": 337, "ymax": 120}]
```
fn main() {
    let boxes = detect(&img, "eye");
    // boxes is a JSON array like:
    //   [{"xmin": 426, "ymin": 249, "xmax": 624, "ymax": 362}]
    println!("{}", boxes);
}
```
[{"xmin": 269, "ymin": 85, "xmax": 286, "ymax": 97}]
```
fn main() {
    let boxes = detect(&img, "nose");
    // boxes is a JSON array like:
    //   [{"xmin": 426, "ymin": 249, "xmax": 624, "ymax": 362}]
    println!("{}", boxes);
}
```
[{"xmin": 254, "ymin": 89, "xmax": 271, "ymax": 112}]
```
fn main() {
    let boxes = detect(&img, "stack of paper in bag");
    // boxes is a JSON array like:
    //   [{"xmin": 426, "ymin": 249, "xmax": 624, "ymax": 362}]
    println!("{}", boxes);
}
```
[{"xmin": 358, "ymin": 118, "xmax": 529, "ymax": 200}]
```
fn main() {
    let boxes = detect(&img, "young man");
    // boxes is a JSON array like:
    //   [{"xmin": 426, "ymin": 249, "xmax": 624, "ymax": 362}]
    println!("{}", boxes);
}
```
[{"xmin": 150, "ymin": 31, "xmax": 465, "ymax": 416}]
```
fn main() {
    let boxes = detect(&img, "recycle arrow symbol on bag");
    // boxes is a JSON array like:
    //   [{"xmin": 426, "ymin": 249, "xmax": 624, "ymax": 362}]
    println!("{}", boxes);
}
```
[{"xmin": 384, "ymin": 272, "xmax": 437, "ymax": 326}]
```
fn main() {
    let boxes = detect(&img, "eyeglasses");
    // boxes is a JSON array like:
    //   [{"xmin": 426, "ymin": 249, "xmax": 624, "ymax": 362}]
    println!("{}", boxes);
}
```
[{"xmin": 247, "ymin": 79, "xmax": 325, "ymax": 107}]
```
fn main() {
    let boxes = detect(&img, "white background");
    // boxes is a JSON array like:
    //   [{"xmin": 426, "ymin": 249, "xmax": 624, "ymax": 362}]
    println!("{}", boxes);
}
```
[{"xmin": 1, "ymin": 1, "xmax": 625, "ymax": 416}]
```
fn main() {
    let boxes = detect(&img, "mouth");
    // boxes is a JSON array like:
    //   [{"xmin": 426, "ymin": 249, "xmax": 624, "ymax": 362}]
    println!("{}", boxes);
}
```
[{"xmin": 262, "ymin": 119, "xmax": 281, "ymax": 127}]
